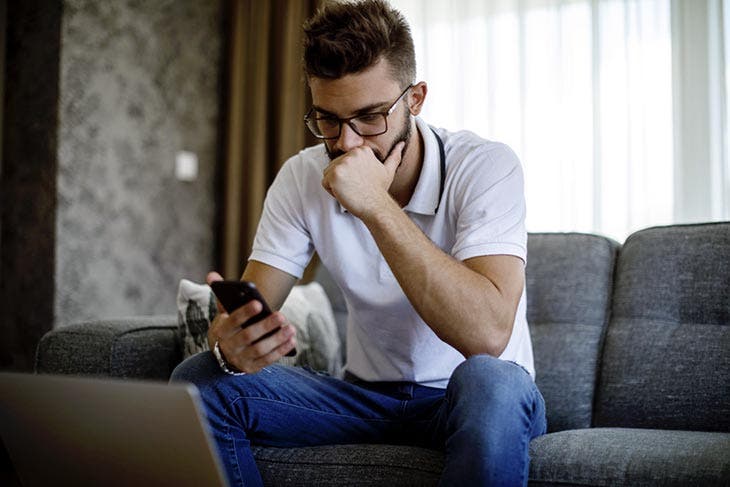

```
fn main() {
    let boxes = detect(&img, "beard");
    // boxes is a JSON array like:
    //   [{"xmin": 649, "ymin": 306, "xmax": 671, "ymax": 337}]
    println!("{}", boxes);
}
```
[{"xmin": 326, "ymin": 111, "xmax": 413, "ymax": 163}]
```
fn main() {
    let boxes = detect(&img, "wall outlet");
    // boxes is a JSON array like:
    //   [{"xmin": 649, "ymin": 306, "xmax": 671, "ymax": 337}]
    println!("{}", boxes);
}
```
[{"xmin": 175, "ymin": 151, "xmax": 198, "ymax": 181}]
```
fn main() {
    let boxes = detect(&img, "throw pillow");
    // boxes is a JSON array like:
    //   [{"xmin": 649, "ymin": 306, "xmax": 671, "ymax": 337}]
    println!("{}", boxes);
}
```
[
  {"xmin": 177, "ymin": 279, "xmax": 342, "ymax": 376},
  {"xmin": 278, "ymin": 281, "xmax": 342, "ymax": 374},
  {"xmin": 177, "ymin": 279, "xmax": 216, "ymax": 357}
]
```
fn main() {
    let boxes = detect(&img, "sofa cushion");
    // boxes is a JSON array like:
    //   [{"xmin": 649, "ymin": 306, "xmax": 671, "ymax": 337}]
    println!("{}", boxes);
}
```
[
  {"xmin": 528, "ymin": 428, "xmax": 730, "ymax": 486},
  {"xmin": 594, "ymin": 223, "xmax": 730, "ymax": 431},
  {"xmin": 526, "ymin": 233, "xmax": 619, "ymax": 432},
  {"xmin": 253, "ymin": 444, "xmax": 443, "ymax": 486}
]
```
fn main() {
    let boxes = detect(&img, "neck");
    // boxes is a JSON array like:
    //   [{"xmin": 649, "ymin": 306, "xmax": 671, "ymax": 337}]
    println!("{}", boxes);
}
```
[{"xmin": 389, "ymin": 119, "xmax": 424, "ymax": 207}]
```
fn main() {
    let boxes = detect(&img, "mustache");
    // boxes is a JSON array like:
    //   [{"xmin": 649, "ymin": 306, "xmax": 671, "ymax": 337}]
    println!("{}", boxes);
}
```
[
  {"xmin": 325, "ymin": 119, "xmax": 411, "ymax": 163},
  {"xmin": 326, "ymin": 147, "xmax": 386, "ymax": 162}
]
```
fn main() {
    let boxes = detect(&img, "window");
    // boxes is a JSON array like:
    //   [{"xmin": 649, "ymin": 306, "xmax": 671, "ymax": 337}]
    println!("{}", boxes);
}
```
[{"xmin": 393, "ymin": 0, "xmax": 728, "ymax": 241}]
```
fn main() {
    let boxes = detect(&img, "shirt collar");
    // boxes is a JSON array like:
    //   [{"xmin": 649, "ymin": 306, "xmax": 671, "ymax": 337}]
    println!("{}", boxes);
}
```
[{"xmin": 403, "ymin": 117, "xmax": 443, "ymax": 215}]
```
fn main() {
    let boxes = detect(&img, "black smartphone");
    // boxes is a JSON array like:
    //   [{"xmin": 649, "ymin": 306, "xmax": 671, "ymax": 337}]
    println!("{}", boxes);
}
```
[{"xmin": 210, "ymin": 280, "xmax": 296, "ymax": 356}]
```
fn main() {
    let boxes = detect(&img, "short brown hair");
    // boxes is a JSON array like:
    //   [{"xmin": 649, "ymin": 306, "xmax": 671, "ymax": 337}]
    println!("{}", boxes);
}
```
[{"xmin": 303, "ymin": 0, "xmax": 416, "ymax": 87}]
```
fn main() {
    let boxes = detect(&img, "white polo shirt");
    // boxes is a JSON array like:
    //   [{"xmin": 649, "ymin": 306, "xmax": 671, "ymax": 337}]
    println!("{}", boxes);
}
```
[{"xmin": 250, "ymin": 117, "xmax": 534, "ymax": 388}]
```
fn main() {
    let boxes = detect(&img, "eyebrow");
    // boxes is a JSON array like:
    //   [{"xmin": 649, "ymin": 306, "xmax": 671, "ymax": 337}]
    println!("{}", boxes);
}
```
[{"xmin": 311, "ymin": 100, "xmax": 391, "ymax": 118}]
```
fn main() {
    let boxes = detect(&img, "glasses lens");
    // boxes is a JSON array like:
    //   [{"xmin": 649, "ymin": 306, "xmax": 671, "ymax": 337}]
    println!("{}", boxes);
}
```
[
  {"xmin": 316, "ymin": 117, "xmax": 342, "ymax": 138},
  {"xmin": 304, "ymin": 112, "xmax": 388, "ymax": 139},
  {"xmin": 351, "ymin": 114, "xmax": 387, "ymax": 136},
  {"xmin": 305, "ymin": 117, "xmax": 333, "ymax": 138}
]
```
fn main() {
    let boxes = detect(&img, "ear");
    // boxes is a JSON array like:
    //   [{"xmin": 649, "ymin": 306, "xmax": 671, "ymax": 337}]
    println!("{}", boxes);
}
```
[{"xmin": 407, "ymin": 81, "xmax": 427, "ymax": 116}]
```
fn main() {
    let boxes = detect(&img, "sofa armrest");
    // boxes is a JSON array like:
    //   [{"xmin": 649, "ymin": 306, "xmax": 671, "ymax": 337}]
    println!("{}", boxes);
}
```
[{"xmin": 35, "ymin": 315, "xmax": 182, "ymax": 381}]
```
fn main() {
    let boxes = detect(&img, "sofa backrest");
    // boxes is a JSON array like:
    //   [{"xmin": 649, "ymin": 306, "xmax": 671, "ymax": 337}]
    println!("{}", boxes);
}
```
[
  {"xmin": 526, "ymin": 233, "xmax": 619, "ymax": 433},
  {"xmin": 593, "ymin": 222, "xmax": 730, "ymax": 432}
]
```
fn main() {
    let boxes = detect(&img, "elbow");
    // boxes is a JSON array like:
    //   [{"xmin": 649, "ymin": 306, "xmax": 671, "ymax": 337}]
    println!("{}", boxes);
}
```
[
  {"xmin": 462, "ymin": 337, "xmax": 510, "ymax": 359},
  {"xmin": 460, "ymin": 319, "xmax": 513, "ymax": 359},
  {"xmin": 455, "ymin": 281, "xmax": 521, "ymax": 357}
]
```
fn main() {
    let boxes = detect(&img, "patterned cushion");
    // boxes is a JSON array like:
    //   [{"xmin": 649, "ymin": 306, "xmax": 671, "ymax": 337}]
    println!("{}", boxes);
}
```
[
  {"xmin": 526, "ymin": 233, "xmax": 619, "ymax": 432},
  {"xmin": 177, "ymin": 280, "xmax": 342, "ymax": 376},
  {"xmin": 594, "ymin": 223, "xmax": 730, "ymax": 431},
  {"xmin": 177, "ymin": 279, "xmax": 217, "ymax": 357}
]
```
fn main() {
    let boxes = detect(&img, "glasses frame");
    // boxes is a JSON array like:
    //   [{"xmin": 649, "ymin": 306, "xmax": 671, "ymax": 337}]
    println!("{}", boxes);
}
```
[{"xmin": 304, "ymin": 85, "xmax": 413, "ymax": 140}]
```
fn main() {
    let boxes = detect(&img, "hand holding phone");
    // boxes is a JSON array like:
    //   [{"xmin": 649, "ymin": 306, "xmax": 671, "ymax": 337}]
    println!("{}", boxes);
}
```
[{"xmin": 210, "ymin": 280, "xmax": 296, "ymax": 357}]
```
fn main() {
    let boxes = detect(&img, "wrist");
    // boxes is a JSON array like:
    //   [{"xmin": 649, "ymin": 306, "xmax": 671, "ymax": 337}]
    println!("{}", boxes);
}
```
[
  {"xmin": 359, "ymin": 192, "xmax": 400, "ymax": 227},
  {"xmin": 359, "ymin": 194, "xmax": 405, "ymax": 234},
  {"xmin": 213, "ymin": 341, "xmax": 246, "ymax": 376}
]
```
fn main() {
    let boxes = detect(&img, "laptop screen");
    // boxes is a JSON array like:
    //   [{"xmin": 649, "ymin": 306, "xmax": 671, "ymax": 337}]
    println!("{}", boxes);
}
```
[{"xmin": 0, "ymin": 372, "xmax": 228, "ymax": 487}]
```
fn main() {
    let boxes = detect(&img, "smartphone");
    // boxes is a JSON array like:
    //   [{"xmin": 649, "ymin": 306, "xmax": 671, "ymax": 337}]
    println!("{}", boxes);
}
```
[{"xmin": 210, "ymin": 280, "xmax": 296, "ymax": 356}]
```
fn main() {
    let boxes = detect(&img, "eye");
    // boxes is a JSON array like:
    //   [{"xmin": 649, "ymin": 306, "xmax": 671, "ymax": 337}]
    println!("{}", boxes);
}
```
[
  {"xmin": 355, "ymin": 114, "xmax": 382, "ymax": 125},
  {"xmin": 317, "ymin": 117, "xmax": 339, "ymax": 129}
]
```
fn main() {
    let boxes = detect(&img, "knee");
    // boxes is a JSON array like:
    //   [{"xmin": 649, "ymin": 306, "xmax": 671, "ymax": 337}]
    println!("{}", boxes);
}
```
[
  {"xmin": 448, "ymin": 355, "xmax": 534, "ymax": 406},
  {"xmin": 170, "ymin": 351, "xmax": 220, "ymax": 385}
]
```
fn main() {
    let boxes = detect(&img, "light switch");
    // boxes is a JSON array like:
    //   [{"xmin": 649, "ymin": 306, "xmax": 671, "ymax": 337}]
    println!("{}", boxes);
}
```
[{"xmin": 175, "ymin": 151, "xmax": 198, "ymax": 181}]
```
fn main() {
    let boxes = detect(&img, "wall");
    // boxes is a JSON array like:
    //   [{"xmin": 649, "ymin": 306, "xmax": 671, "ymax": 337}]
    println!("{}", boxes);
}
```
[{"xmin": 55, "ymin": 0, "xmax": 222, "ymax": 326}]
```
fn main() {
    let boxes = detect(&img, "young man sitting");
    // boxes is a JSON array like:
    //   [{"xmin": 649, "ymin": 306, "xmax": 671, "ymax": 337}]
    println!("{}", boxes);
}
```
[{"xmin": 172, "ymin": 1, "xmax": 546, "ymax": 485}]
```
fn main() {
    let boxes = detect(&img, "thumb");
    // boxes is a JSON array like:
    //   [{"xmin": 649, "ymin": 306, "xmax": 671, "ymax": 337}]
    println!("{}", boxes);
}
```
[
  {"xmin": 206, "ymin": 271, "xmax": 225, "ymax": 314},
  {"xmin": 383, "ymin": 141, "xmax": 405, "ymax": 176},
  {"xmin": 206, "ymin": 271, "xmax": 224, "ymax": 285}
]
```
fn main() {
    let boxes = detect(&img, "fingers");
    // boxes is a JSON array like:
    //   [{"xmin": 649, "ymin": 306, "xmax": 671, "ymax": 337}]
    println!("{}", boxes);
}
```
[
  {"xmin": 207, "ymin": 297, "xmax": 262, "ymax": 350},
  {"xmin": 250, "ymin": 333, "xmax": 297, "ymax": 370},
  {"xmin": 383, "ymin": 141, "xmax": 405, "ymax": 176},
  {"xmin": 234, "ymin": 307, "xmax": 282, "ymax": 343},
  {"xmin": 215, "ymin": 300, "xmax": 263, "ymax": 340},
  {"xmin": 206, "ymin": 271, "xmax": 224, "ymax": 285},
  {"xmin": 320, "ymin": 145, "xmax": 391, "ymax": 210},
  {"xmin": 206, "ymin": 271, "xmax": 225, "ymax": 313},
  {"xmin": 241, "ymin": 321, "xmax": 296, "ymax": 360},
  {"xmin": 219, "ymin": 318, "xmax": 297, "ymax": 374}
]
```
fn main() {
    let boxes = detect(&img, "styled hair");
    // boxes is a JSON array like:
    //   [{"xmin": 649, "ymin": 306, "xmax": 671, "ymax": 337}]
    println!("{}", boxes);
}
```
[{"xmin": 303, "ymin": 0, "xmax": 416, "ymax": 88}]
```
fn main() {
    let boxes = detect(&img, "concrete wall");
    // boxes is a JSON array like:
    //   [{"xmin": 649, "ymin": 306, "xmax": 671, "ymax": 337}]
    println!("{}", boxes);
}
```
[{"xmin": 55, "ymin": 0, "xmax": 222, "ymax": 326}]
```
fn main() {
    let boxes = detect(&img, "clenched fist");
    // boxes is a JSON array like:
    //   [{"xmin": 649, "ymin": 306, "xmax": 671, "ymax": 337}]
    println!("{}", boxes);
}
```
[{"xmin": 322, "ymin": 141, "xmax": 405, "ymax": 219}]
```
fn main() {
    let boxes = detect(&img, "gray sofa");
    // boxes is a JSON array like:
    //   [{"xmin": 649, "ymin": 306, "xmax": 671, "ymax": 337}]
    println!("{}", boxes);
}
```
[{"xmin": 36, "ymin": 223, "xmax": 730, "ymax": 485}]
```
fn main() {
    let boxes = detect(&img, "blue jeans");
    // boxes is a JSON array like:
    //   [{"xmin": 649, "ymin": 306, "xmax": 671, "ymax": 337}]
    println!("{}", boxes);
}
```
[{"xmin": 170, "ymin": 353, "xmax": 546, "ymax": 486}]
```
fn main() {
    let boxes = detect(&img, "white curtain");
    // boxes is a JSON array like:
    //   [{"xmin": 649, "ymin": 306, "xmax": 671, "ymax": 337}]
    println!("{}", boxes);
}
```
[
  {"xmin": 392, "ymin": 0, "xmax": 728, "ymax": 241},
  {"xmin": 723, "ymin": 0, "xmax": 729, "ymax": 221}
]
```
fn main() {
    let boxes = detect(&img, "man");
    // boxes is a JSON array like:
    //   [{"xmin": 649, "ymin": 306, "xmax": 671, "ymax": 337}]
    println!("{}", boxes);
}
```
[{"xmin": 171, "ymin": 1, "xmax": 546, "ymax": 485}]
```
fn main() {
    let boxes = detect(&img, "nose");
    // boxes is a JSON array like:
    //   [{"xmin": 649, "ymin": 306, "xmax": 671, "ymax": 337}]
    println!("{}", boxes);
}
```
[{"xmin": 332, "ymin": 122, "xmax": 364, "ymax": 153}]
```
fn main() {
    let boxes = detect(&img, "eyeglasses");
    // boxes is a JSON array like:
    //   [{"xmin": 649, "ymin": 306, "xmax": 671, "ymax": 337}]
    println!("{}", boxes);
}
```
[{"xmin": 304, "ymin": 85, "xmax": 412, "ymax": 140}]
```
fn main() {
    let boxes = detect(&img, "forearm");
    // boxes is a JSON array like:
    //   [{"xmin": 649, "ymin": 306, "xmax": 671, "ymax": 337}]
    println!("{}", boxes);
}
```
[
  {"xmin": 241, "ymin": 260, "xmax": 298, "ymax": 311},
  {"xmin": 361, "ymin": 197, "xmax": 518, "ymax": 357}
]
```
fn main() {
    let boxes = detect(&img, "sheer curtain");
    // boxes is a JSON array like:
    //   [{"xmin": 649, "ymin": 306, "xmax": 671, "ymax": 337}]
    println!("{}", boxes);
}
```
[{"xmin": 392, "ymin": 0, "xmax": 727, "ymax": 241}]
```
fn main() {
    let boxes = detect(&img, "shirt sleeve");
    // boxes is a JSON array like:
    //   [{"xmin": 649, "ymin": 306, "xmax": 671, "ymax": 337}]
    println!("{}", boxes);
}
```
[
  {"xmin": 249, "ymin": 157, "xmax": 315, "ymax": 278},
  {"xmin": 450, "ymin": 143, "xmax": 527, "ymax": 263}
]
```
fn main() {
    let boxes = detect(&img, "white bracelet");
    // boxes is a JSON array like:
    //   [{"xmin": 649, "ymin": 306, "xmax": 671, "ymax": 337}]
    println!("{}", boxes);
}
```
[{"xmin": 213, "ymin": 341, "xmax": 246, "ymax": 376}]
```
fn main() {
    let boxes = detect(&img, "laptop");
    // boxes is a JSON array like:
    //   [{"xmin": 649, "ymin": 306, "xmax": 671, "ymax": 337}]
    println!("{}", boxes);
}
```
[{"xmin": 0, "ymin": 372, "xmax": 228, "ymax": 487}]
